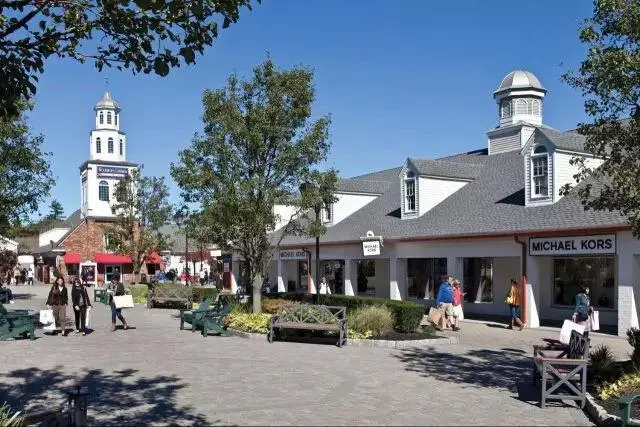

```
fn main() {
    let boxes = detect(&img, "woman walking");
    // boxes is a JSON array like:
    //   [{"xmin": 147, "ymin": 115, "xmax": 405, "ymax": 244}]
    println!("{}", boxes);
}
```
[
  {"xmin": 46, "ymin": 277, "xmax": 69, "ymax": 336},
  {"xmin": 107, "ymin": 277, "xmax": 129, "ymax": 332},
  {"xmin": 572, "ymin": 286, "xmax": 593, "ymax": 338},
  {"xmin": 505, "ymin": 278, "xmax": 525, "ymax": 331},
  {"xmin": 71, "ymin": 278, "xmax": 91, "ymax": 335}
]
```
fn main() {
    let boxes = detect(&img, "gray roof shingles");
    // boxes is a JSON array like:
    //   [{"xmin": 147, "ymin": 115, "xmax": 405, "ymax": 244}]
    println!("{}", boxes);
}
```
[
  {"xmin": 277, "ymin": 148, "xmax": 626, "ymax": 246},
  {"xmin": 408, "ymin": 158, "xmax": 483, "ymax": 180}
]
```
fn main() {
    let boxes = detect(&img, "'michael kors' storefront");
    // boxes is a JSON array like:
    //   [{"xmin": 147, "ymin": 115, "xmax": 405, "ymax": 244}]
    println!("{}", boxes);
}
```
[{"xmin": 528, "ymin": 234, "xmax": 617, "ymax": 327}]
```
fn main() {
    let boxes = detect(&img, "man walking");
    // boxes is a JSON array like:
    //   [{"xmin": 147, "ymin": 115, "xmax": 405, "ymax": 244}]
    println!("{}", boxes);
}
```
[{"xmin": 435, "ymin": 275, "xmax": 456, "ymax": 331}]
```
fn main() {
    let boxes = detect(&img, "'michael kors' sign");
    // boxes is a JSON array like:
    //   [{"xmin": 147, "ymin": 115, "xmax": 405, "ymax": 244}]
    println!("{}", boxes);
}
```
[{"xmin": 529, "ymin": 234, "xmax": 616, "ymax": 256}]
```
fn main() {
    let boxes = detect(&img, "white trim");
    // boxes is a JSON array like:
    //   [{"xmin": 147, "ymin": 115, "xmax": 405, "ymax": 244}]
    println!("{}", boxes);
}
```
[{"xmin": 530, "ymin": 152, "xmax": 550, "ymax": 199}]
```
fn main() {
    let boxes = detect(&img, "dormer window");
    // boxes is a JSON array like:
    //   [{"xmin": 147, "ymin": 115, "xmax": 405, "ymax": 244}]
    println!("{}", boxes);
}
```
[
  {"xmin": 322, "ymin": 203, "xmax": 332, "ymax": 224},
  {"xmin": 404, "ymin": 171, "xmax": 416, "ymax": 212},
  {"xmin": 500, "ymin": 100, "xmax": 512, "ymax": 118},
  {"xmin": 531, "ymin": 145, "xmax": 549, "ymax": 198}
]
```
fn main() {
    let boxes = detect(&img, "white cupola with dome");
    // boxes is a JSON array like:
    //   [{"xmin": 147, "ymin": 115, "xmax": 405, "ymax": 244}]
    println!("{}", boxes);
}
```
[
  {"xmin": 487, "ymin": 70, "xmax": 546, "ymax": 155},
  {"xmin": 80, "ymin": 90, "xmax": 137, "ymax": 219},
  {"xmin": 90, "ymin": 91, "xmax": 127, "ymax": 162}
]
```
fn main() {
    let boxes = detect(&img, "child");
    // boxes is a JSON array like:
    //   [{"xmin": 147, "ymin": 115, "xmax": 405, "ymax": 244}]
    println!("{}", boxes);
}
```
[{"xmin": 451, "ymin": 279, "xmax": 465, "ymax": 331}]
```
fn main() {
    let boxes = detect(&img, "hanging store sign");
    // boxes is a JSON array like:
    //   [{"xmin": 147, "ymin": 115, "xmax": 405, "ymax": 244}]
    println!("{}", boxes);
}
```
[
  {"xmin": 96, "ymin": 166, "xmax": 130, "ymax": 179},
  {"xmin": 362, "ymin": 240, "xmax": 381, "ymax": 256},
  {"xmin": 529, "ymin": 234, "xmax": 616, "ymax": 256},
  {"xmin": 279, "ymin": 249, "xmax": 307, "ymax": 260}
]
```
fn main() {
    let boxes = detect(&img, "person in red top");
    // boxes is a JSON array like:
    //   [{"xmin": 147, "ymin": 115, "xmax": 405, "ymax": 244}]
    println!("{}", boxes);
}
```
[{"xmin": 451, "ymin": 279, "xmax": 465, "ymax": 331}]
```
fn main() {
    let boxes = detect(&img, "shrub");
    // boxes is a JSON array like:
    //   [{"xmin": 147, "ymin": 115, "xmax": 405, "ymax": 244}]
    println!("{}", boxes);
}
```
[
  {"xmin": 349, "ymin": 305, "xmax": 394, "ymax": 336},
  {"xmin": 192, "ymin": 287, "xmax": 218, "ymax": 303},
  {"xmin": 264, "ymin": 293, "xmax": 424, "ymax": 333},
  {"xmin": 348, "ymin": 329, "xmax": 373, "ymax": 340},
  {"xmin": 0, "ymin": 403, "xmax": 23, "ymax": 427},
  {"xmin": 599, "ymin": 372, "xmax": 640, "ymax": 400},
  {"xmin": 628, "ymin": 327, "xmax": 640, "ymax": 371},
  {"xmin": 590, "ymin": 344, "xmax": 618, "ymax": 383},
  {"xmin": 130, "ymin": 284, "xmax": 149, "ymax": 304},
  {"xmin": 262, "ymin": 298, "xmax": 293, "ymax": 314},
  {"xmin": 228, "ymin": 312, "xmax": 271, "ymax": 334}
]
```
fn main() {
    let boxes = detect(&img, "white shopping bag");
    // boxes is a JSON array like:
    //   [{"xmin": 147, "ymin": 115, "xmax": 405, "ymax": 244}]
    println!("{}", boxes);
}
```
[
  {"xmin": 559, "ymin": 319, "xmax": 585, "ymax": 344},
  {"xmin": 113, "ymin": 295, "xmax": 134, "ymax": 309},
  {"xmin": 590, "ymin": 310, "xmax": 600, "ymax": 331},
  {"xmin": 85, "ymin": 307, "xmax": 91, "ymax": 328},
  {"xmin": 39, "ymin": 309, "xmax": 56, "ymax": 331}
]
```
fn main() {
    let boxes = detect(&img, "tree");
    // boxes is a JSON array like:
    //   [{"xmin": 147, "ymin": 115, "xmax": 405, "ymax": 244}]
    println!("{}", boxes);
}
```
[
  {"xmin": 0, "ymin": 0, "xmax": 259, "ymax": 118},
  {"xmin": 46, "ymin": 199, "xmax": 64, "ymax": 221},
  {"xmin": 561, "ymin": 0, "xmax": 640, "ymax": 237},
  {"xmin": 104, "ymin": 168, "xmax": 171, "ymax": 282},
  {"xmin": 0, "ymin": 103, "xmax": 53, "ymax": 237},
  {"xmin": 171, "ymin": 59, "xmax": 337, "ymax": 313}
]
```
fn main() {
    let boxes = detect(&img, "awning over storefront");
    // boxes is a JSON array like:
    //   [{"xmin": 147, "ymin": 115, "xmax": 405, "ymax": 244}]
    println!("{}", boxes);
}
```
[
  {"xmin": 95, "ymin": 253, "xmax": 133, "ymax": 264},
  {"xmin": 63, "ymin": 252, "xmax": 81, "ymax": 264},
  {"xmin": 145, "ymin": 252, "xmax": 163, "ymax": 264}
]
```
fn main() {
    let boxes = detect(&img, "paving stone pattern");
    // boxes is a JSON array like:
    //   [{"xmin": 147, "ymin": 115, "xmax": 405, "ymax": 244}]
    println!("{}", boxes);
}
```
[{"xmin": 3, "ymin": 285, "xmax": 629, "ymax": 425}]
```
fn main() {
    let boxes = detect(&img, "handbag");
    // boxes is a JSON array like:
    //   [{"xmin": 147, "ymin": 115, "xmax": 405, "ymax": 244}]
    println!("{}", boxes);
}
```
[
  {"xmin": 559, "ymin": 319, "xmax": 585, "ymax": 344},
  {"xmin": 85, "ymin": 307, "xmax": 91, "ymax": 328},
  {"xmin": 113, "ymin": 294, "xmax": 134, "ymax": 309},
  {"xmin": 428, "ymin": 307, "xmax": 444, "ymax": 326},
  {"xmin": 590, "ymin": 310, "xmax": 600, "ymax": 331},
  {"xmin": 39, "ymin": 309, "xmax": 56, "ymax": 331}
]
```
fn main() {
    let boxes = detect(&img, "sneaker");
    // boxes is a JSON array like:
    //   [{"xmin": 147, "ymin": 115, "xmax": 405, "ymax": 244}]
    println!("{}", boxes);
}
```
[
  {"xmin": 9, "ymin": 300, "xmax": 15, "ymax": 304},
  {"xmin": 82, "ymin": 332, "xmax": 86, "ymax": 336},
  {"xmin": 75, "ymin": 330, "xmax": 81, "ymax": 334},
  {"xmin": 520, "ymin": 323, "xmax": 527, "ymax": 331},
  {"xmin": 453, "ymin": 327, "xmax": 461, "ymax": 331}
]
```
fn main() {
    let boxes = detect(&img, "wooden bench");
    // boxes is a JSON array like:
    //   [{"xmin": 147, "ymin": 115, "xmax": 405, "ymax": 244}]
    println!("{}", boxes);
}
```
[
  {"xmin": 147, "ymin": 284, "xmax": 192, "ymax": 309},
  {"xmin": 532, "ymin": 330, "xmax": 590, "ymax": 408},
  {"xmin": 268, "ymin": 304, "xmax": 348, "ymax": 347},
  {"xmin": 619, "ymin": 393, "xmax": 640, "ymax": 427},
  {"xmin": 22, "ymin": 405, "xmax": 66, "ymax": 426},
  {"xmin": 0, "ymin": 303, "xmax": 36, "ymax": 340}
]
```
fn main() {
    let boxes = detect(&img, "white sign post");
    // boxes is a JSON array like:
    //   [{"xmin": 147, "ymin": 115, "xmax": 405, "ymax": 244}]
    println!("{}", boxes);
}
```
[{"xmin": 529, "ymin": 234, "xmax": 616, "ymax": 256}]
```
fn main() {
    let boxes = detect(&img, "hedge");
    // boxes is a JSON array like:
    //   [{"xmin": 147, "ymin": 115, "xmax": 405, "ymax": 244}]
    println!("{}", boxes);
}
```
[
  {"xmin": 263, "ymin": 293, "xmax": 424, "ymax": 333},
  {"xmin": 130, "ymin": 284, "xmax": 149, "ymax": 304},
  {"xmin": 138, "ymin": 284, "xmax": 218, "ymax": 304}
]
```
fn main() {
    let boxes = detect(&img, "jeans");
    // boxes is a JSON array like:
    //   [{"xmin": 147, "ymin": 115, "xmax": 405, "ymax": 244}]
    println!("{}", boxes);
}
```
[
  {"xmin": 74, "ymin": 306, "xmax": 87, "ymax": 331},
  {"xmin": 509, "ymin": 304, "xmax": 520, "ymax": 319},
  {"xmin": 110, "ymin": 300, "xmax": 126, "ymax": 324},
  {"xmin": 52, "ymin": 304, "xmax": 67, "ymax": 332}
]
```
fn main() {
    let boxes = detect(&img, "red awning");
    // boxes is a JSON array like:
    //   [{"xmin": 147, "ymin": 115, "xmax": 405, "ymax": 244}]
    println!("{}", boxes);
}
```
[
  {"xmin": 95, "ymin": 253, "xmax": 133, "ymax": 264},
  {"xmin": 145, "ymin": 252, "xmax": 163, "ymax": 264},
  {"xmin": 63, "ymin": 252, "xmax": 81, "ymax": 264}
]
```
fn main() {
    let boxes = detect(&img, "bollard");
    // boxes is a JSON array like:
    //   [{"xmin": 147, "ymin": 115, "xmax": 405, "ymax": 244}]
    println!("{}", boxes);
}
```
[{"xmin": 66, "ymin": 385, "xmax": 89, "ymax": 427}]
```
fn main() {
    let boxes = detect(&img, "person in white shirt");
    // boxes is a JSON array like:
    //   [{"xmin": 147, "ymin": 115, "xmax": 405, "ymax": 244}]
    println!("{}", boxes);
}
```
[
  {"xmin": 199, "ymin": 269, "xmax": 205, "ymax": 286},
  {"xmin": 319, "ymin": 276, "xmax": 331, "ymax": 295},
  {"xmin": 27, "ymin": 268, "xmax": 34, "ymax": 286}
]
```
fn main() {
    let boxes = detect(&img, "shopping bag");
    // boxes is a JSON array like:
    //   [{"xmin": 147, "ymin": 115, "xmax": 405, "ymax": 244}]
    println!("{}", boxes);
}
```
[
  {"xmin": 39, "ymin": 309, "xmax": 56, "ymax": 331},
  {"xmin": 113, "ymin": 295, "xmax": 134, "ymax": 309},
  {"xmin": 559, "ymin": 319, "xmax": 585, "ymax": 344},
  {"xmin": 428, "ymin": 307, "xmax": 444, "ymax": 326},
  {"xmin": 590, "ymin": 310, "xmax": 600, "ymax": 331},
  {"xmin": 85, "ymin": 307, "xmax": 91, "ymax": 328}
]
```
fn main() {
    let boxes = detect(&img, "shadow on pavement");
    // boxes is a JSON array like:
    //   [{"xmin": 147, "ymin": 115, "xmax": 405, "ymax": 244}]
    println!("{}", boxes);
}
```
[
  {"xmin": 393, "ymin": 346, "xmax": 529, "ymax": 391},
  {"xmin": 0, "ymin": 366, "xmax": 213, "ymax": 425}
]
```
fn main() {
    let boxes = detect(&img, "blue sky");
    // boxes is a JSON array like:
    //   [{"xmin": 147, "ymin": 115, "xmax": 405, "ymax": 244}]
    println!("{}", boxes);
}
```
[{"xmin": 28, "ymin": 0, "xmax": 594, "ymax": 218}]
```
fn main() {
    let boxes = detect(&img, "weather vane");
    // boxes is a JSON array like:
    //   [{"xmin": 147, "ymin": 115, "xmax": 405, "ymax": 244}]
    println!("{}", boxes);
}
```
[{"xmin": 105, "ymin": 76, "xmax": 109, "ymax": 90}]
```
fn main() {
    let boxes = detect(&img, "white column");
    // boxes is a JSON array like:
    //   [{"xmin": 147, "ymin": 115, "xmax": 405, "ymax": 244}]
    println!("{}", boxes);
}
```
[
  {"xmin": 309, "ymin": 275, "xmax": 317, "ymax": 294},
  {"xmin": 344, "ymin": 259, "xmax": 354, "ymax": 296},
  {"xmin": 525, "ymin": 254, "xmax": 541, "ymax": 328},
  {"xmin": 397, "ymin": 258, "xmax": 408, "ymax": 300},
  {"xmin": 389, "ymin": 256, "xmax": 401, "ymax": 300},
  {"xmin": 618, "ymin": 252, "xmax": 640, "ymax": 336},
  {"xmin": 230, "ymin": 260, "xmax": 238, "ymax": 293},
  {"xmin": 277, "ymin": 258, "xmax": 285, "ymax": 292}
]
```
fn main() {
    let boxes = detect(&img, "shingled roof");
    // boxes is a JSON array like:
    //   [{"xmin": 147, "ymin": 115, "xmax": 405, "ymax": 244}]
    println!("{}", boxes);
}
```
[
  {"xmin": 275, "ymin": 147, "xmax": 626, "ymax": 246},
  {"xmin": 407, "ymin": 158, "xmax": 484, "ymax": 180}
]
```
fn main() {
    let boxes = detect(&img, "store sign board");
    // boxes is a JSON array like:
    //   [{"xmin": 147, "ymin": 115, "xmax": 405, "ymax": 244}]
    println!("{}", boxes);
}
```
[
  {"xmin": 529, "ymin": 234, "xmax": 616, "ymax": 256},
  {"xmin": 362, "ymin": 240, "xmax": 381, "ymax": 256},
  {"xmin": 97, "ymin": 166, "xmax": 129, "ymax": 179},
  {"xmin": 279, "ymin": 249, "xmax": 307, "ymax": 260}
]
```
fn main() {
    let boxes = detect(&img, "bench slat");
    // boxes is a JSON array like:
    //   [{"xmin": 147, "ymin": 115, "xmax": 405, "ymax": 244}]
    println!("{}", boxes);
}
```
[{"xmin": 272, "ymin": 322, "xmax": 340, "ymax": 331}]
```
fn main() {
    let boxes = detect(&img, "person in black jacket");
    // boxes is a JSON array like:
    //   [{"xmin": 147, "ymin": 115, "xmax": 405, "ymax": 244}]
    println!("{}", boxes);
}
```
[
  {"xmin": 46, "ymin": 277, "xmax": 69, "ymax": 336},
  {"xmin": 107, "ymin": 277, "xmax": 129, "ymax": 332},
  {"xmin": 71, "ymin": 278, "xmax": 92, "ymax": 335}
]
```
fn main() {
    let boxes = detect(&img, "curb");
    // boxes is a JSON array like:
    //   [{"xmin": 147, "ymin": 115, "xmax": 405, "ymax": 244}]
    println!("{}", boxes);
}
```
[
  {"xmin": 227, "ymin": 329, "xmax": 459, "ymax": 347},
  {"xmin": 584, "ymin": 392, "xmax": 622, "ymax": 427},
  {"xmin": 347, "ymin": 336, "xmax": 459, "ymax": 348}
]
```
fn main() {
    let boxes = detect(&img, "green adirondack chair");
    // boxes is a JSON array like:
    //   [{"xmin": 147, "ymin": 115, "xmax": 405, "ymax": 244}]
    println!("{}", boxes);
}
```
[
  {"xmin": 201, "ymin": 303, "xmax": 232, "ymax": 337},
  {"xmin": 180, "ymin": 298, "xmax": 213, "ymax": 332},
  {"xmin": 0, "ymin": 303, "xmax": 36, "ymax": 340}
]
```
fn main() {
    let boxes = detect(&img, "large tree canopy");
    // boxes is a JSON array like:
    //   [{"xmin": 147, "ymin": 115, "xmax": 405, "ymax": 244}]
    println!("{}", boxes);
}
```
[
  {"xmin": 0, "ymin": 0, "xmax": 258, "ymax": 117},
  {"xmin": 171, "ymin": 58, "xmax": 337, "ymax": 312},
  {"xmin": 561, "ymin": 0, "xmax": 640, "ymax": 237},
  {"xmin": 0, "ymin": 103, "xmax": 53, "ymax": 237}
]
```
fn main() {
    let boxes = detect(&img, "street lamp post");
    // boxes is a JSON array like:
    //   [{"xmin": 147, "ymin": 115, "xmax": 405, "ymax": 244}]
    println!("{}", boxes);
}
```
[{"xmin": 173, "ymin": 208, "xmax": 189, "ymax": 284}]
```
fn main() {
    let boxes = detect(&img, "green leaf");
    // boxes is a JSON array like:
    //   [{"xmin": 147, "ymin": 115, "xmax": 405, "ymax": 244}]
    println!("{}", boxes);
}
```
[{"xmin": 153, "ymin": 58, "xmax": 170, "ymax": 76}]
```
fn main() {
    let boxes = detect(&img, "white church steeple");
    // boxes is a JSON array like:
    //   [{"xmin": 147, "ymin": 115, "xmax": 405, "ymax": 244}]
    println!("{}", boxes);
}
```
[{"xmin": 90, "ymin": 90, "xmax": 127, "ymax": 162}]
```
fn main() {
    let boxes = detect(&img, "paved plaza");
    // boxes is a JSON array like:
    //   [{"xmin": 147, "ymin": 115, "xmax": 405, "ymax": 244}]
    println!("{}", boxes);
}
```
[{"xmin": 1, "ymin": 285, "xmax": 631, "ymax": 426}]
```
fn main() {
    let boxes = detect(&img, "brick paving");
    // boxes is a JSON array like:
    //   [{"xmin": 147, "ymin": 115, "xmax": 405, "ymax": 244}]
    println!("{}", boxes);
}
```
[{"xmin": 2, "ymin": 285, "xmax": 629, "ymax": 425}]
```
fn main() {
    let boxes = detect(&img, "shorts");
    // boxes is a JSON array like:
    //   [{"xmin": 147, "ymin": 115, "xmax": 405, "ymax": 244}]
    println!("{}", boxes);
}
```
[
  {"xmin": 440, "ymin": 303, "xmax": 454, "ymax": 317},
  {"xmin": 452, "ymin": 305, "xmax": 463, "ymax": 318},
  {"xmin": 509, "ymin": 304, "xmax": 520, "ymax": 319}
]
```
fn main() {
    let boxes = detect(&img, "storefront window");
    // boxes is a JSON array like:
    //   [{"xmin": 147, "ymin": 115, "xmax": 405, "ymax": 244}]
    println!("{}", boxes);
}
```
[
  {"xmin": 463, "ymin": 258, "xmax": 493, "ymax": 303},
  {"xmin": 321, "ymin": 260, "xmax": 344, "ymax": 294},
  {"xmin": 553, "ymin": 257, "xmax": 615, "ymax": 309},
  {"xmin": 407, "ymin": 258, "xmax": 448, "ymax": 299},
  {"xmin": 357, "ymin": 260, "xmax": 375, "ymax": 295}
]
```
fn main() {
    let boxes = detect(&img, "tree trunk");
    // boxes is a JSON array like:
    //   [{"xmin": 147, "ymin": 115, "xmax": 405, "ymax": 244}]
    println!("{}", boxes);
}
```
[{"xmin": 252, "ymin": 273, "xmax": 262, "ymax": 313}]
